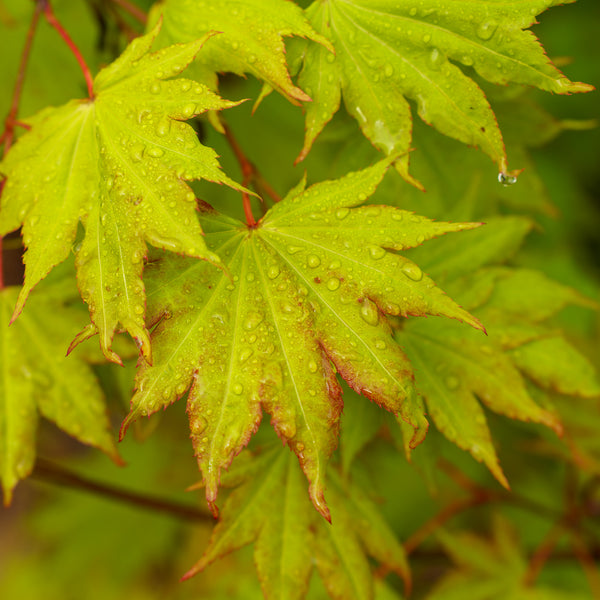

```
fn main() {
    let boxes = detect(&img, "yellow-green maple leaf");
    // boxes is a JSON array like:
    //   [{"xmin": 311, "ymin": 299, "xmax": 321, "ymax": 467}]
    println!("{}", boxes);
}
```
[
  {"xmin": 121, "ymin": 158, "xmax": 482, "ymax": 518},
  {"xmin": 293, "ymin": 0, "xmax": 592, "ymax": 186},
  {"xmin": 150, "ymin": 0, "xmax": 331, "ymax": 104},
  {"xmin": 0, "ymin": 24, "xmax": 244, "ymax": 363}
]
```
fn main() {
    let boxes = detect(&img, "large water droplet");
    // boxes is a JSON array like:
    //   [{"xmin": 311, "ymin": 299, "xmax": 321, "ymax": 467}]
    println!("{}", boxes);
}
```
[
  {"xmin": 476, "ymin": 21, "xmax": 498, "ymax": 41},
  {"xmin": 368, "ymin": 245, "xmax": 386, "ymax": 260},
  {"xmin": 498, "ymin": 172, "xmax": 517, "ymax": 186},
  {"xmin": 308, "ymin": 360, "xmax": 318, "ymax": 373},
  {"xmin": 244, "ymin": 311, "xmax": 264, "ymax": 330},
  {"xmin": 401, "ymin": 263, "xmax": 423, "ymax": 281},
  {"xmin": 232, "ymin": 383, "xmax": 244, "ymax": 395},
  {"xmin": 307, "ymin": 254, "xmax": 321, "ymax": 268},
  {"xmin": 267, "ymin": 265, "xmax": 280, "ymax": 279},
  {"xmin": 326, "ymin": 277, "xmax": 340, "ymax": 291},
  {"xmin": 335, "ymin": 207, "xmax": 350, "ymax": 220},
  {"xmin": 360, "ymin": 299, "xmax": 379, "ymax": 326}
]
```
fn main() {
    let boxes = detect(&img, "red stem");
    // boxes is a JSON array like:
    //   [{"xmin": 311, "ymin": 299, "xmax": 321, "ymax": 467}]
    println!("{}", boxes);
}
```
[
  {"xmin": 43, "ymin": 1, "xmax": 95, "ymax": 99},
  {"xmin": 0, "ymin": 0, "xmax": 45, "ymax": 290}
]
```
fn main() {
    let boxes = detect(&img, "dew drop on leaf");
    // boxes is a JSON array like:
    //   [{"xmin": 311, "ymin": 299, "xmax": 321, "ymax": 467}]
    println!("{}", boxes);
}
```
[
  {"xmin": 368, "ymin": 245, "xmax": 386, "ymax": 260},
  {"xmin": 335, "ymin": 208, "xmax": 350, "ymax": 220},
  {"xmin": 244, "ymin": 312, "xmax": 264, "ymax": 331},
  {"xmin": 401, "ymin": 263, "xmax": 423, "ymax": 281},
  {"xmin": 476, "ymin": 21, "xmax": 498, "ymax": 41},
  {"xmin": 360, "ymin": 299, "xmax": 380, "ymax": 326},
  {"xmin": 267, "ymin": 265, "xmax": 280, "ymax": 279},
  {"xmin": 307, "ymin": 254, "xmax": 321, "ymax": 268},
  {"xmin": 232, "ymin": 383, "xmax": 244, "ymax": 395},
  {"xmin": 498, "ymin": 172, "xmax": 518, "ymax": 186},
  {"xmin": 326, "ymin": 277, "xmax": 341, "ymax": 291}
]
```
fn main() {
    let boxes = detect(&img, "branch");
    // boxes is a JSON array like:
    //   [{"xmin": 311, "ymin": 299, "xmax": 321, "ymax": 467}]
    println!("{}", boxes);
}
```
[
  {"xmin": 111, "ymin": 0, "xmax": 147, "ymax": 25},
  {"xmin": 31, "ymin": 458, "xmax": 214, "ymax": 523}
]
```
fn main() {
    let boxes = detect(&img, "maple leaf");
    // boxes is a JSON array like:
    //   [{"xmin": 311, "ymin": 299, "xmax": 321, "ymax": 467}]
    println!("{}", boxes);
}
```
[
  {"xmin": 183, "ymin": 448, "xmax": 410, "ymax": 600},
  {"xmin": 121, "ymin": 157, "xmax": 483, "ymax": 518},
  {"xmin": 428, "ymin": 517, "xmax": 592, "ymax": 600},
  {"xmin": 292, "ymin": 0, "xmax": 592, "ymax": 186},
  {"xmin": 0, "ymin": 24, "xmax": 244, "ymax": 363},
  {"xmin": 395, "ymin": 216, "xmax": 599, "ymax": 484},
  {"xmin": 150, "ymin": 0, "xmax": 331, "ymax": 105},
  {"xmin": 0, "ymin": 282, "xmax": 119, "ymax": 505}
]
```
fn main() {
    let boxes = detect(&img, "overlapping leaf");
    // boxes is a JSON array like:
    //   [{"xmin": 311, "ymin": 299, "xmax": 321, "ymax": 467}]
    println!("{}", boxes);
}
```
[
  {"xmin": 151, "ymin": 0, "xmax": 330, "ymax": 104},
  {"xmin": 293, "ymin": 0, "xmax": 592, "ymax": 185},
  {"xmin": 0, "ymin": 24, "xmax": 244, "ymax": 363},
  {"xmin": 427, "ymin": 517, "xmax": 592, "ymax": 600},
  {"xmin": 395, "ymin": 218, "xmax": 599, "ymax": 483},
  {"xmin": 121, "ymin": 158, "xmax": 483, "ymax": 518},
  {"xmin": 0, "ymin": 284, "xmax": 118, "ymax": 505},
  {"xmin": 184, "ymin": 449, "xmax": 409, "ymax": 600}
]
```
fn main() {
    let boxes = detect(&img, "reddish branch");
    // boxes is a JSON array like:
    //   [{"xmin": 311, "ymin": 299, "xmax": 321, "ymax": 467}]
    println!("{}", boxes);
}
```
[
  {"xmin": 0, "ymin": 1, "xmax": 45, "ymax": 290},
  {"xmin": 43, "ymin": 1, "xmax": 95, "ymax": 99},
  {"xmin": 222, "ymin": 122, "xmax": 281, "ymax": 227},
  {"xmin": 32, "ymin": 458, "xmax": 213, "ymax": 523}
]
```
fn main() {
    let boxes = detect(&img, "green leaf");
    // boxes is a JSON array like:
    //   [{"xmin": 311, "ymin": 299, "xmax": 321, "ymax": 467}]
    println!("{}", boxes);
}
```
[
  {"xmin": 151, "ymin": 0, "xmax": 331, "ymax": 104},
  {"xmin": 294, "ymin": 0, "xmax": 592, "ymax": 184},
  {"xmin": 0, "ymin": 285, "xmax": 118, "ymax": 505},
  {"xmin": 428, "ymin": 517, "xmax": 591, "ymax": 600},
  {"xmin": 0, "ymin": 24, "xmax": 244, "ymax": 363},
  {"xmin": 121, "ymin": 158, "xmax": 482, "ymax": 517},
  {"xmin": 185, "ymin": 449, "xmax": 409, "ymax": 600}
]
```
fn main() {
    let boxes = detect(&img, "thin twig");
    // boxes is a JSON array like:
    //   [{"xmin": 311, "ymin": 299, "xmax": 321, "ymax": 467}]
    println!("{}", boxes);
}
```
[
  {"xmin": 43, "ymin": 1, "xmax": 95, "ymax": 99},
  {"xmin": 523, "ymin": 523, "xmax": 564, "ymax": 586},
  {"xmin": 31, "ymin": 458, "xmax": 214, "ymax": 523},
  {"xmin": 0, "ymin": 0, "xmax": 45, "ymax": 290}
]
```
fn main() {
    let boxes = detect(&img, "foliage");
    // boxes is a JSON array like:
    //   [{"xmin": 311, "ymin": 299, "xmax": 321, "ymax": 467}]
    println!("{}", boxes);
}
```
[{"xmin": 0, "ymin": 1, "xmax": 598, "ymax": 599}]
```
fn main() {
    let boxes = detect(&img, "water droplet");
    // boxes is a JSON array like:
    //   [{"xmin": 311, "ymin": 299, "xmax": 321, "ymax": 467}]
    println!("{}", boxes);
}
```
[
  {"xmin": 335, "ymin": 208, "xmax": 350, "ymax": 220},
  {"xmin": 181, "ymin": 104, "xmax": 196, "ymax": 119},
  {"xmin": 232, "ymin": 383, "xmax": 244, "ymax": 395},
  {"xmin": 191, "ymin": 417, "xmax": 207, "ymax": 435},
  {"xmin": 401, "ymin": 262, "xmax": 423, "ymax": 281},
  {"xmin": 180, "ymin": 80, "xmax": 191, "ymax": 92},
  {"xmin": 246, "ymin": 272, "xmax": 255, "ymax": 282},
  {"xmin": 248, "ymin": 54, "xmax": 257, "ymax": 64},
  {"xmin": 134, "ymin": 304, "xmax": 144, "ymax": 315},
  {"xmin": 286, "ymin": 245, "xmax": 303, "ymax": 255},
  {"xmin": 476, "ymin": 21, "xmax": 498, "ymax": 41},
  {"xmin": 267, "ymin": 265, "xmax": 280, "ymax": 279},
  {"xmin": 326, "ymin": 53, "xmax": 335, "ymax": 63},
  {"xmin": 326, "ymin": 277, "xmax": 340, "ymax": 291},
  {"xmin": 155, "ymin": 120, "xmax": 170, "ymax": 137},
  {"xmin": 307, "ymin": 254, "xmax": 321, "ymax": 268},
  {"xmin": 244, "ymin": 311, "xmax": 264, "ymax": 330},
  {"xmin": 360, "ymin": 299, "xmax": 379, "ymax": 326},
  {"xmin": 328, "ymin": 260, "xmax": 341, "ymax": 270},
  {"xmin": 375, "ymin": 339, "xmax": 386, "ymax": 350},
  {"xmin": 150, "ymin": 82, "xmax": 161, "ymax": 94},
  {"xmin": 368, "ymin": 245, "xmax": 386, "ymax": 260},
  {"xmin": 423, "ymin": 33, "xmax": 432, "ymax": 44},
  {"xmin": 498, "ymin": 172, "xmax": 518, "ymax": 186},
  {"xmin": 239, "ymin": 348, "xmax": 253, "ymax": 363},
  {"xmin": 429, "ymin": 48, "xmax": 443, "ymax": 69},
  {"xmin": 147, "ymin": 146, "xmax": 164, "ymax": 158},
  {"xmin": 308, "ymin": 360, "xmax": 318, "ymax": 373},
  {"xmin": 384, "ymin": 64, "xmax": 394, "ymax": 77}
]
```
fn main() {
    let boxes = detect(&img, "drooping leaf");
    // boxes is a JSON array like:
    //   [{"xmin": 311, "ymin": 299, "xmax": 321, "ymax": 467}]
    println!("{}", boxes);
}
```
[
  {"xmin": 0, "ymin": 285, "xmax": 118, "ymax": 505},
  {"xmin": 150, "ymin": 0, "xmax": 331, "ymax": 105},
  {"xmin": 184, "ymin": 449, "xmax": 409, "ymax": 600},
  {"xmin": 121, "ymin": 158, "xmax": 482, "ymax": 517},
  {"xmin": 392, "ymin": 215, "xmax": 598, "ymax": 480},
  {"xmin": 293, "ymin": 0, "xmax": 592, "ymax": 185},
  {"xmin": 0, "ymin": 23, "xmax": 244, "ymax": 363}
]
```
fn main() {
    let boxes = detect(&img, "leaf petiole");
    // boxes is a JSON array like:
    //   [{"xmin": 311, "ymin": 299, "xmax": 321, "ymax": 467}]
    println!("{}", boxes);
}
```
[{"xmin": 43, "ymin": 1, "xmax": 95, "ymax": 99}]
